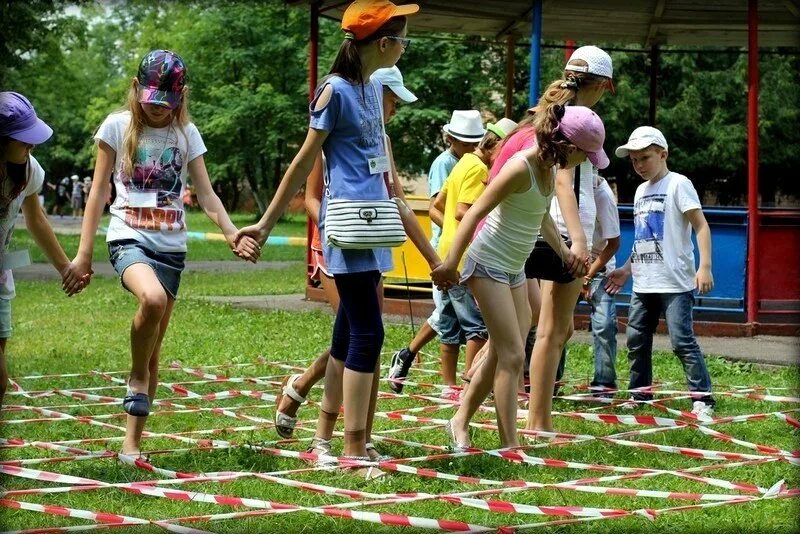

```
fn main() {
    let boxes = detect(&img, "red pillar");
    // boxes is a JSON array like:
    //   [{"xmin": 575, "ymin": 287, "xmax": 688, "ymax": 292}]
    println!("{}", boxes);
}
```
[
  {"xmin": 746, "ymin": 0, "xmax": 760, "ymax": 325},
  {"xmin": 306, "ymin": 2, "xmax": 320, "ymax": 293},
  {"xmin": 564, "ymin": 39, "xmax": 576, "ymax": 63}
]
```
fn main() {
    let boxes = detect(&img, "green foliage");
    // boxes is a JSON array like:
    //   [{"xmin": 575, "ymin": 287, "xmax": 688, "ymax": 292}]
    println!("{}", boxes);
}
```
[{"xmin": 2, "ymin": 2, "xmax": 798, "ymax": 207}]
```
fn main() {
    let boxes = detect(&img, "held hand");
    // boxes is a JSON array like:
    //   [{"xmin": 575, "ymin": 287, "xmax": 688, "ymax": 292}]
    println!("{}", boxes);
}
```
[
  {"xmin": 235, "ymin": 224, "xmax": 268, "ymax": 247},
  {"xmin": 60, "ymin": 262, "xmax": 91, "ymax": 296},
  {"xmin": 570, "ymin": 240, "xmax": 590, "ymax": 267},
  {"xmin": 604, "ymin": 268, "xmax": 630, "ymax": 296},
  {"xmin": 431, "ymin": 261, "xmax": 459, "ymax": 291},
  {"xmin": 233, "ymin": 235, "xmax": 261, "ymax": 264},
  {"xmin": 695, "ymin": 266, "xmax": 714, "ymax": 295},
  {"xmin": 562, "ymin": 246, "xmax": 588, "ymax": 278}
]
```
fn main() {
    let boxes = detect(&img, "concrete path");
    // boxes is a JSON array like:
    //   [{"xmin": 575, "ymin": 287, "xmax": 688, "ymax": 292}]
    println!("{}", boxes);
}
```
[{"xmin": 199, "ymin": 293, "xmax": 800, "ymax": 367}]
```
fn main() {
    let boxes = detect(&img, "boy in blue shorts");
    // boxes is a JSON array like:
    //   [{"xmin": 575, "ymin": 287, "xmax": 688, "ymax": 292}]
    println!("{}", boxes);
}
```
[{"xmin": 606, "ymin": 126, "xmax": 715, "ymax": 420}]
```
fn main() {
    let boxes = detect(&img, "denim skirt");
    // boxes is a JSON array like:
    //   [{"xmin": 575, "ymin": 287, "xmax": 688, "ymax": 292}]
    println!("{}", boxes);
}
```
[{"xmin": 108, "ymin": 239, "xmax": 186, "ymax": 299}]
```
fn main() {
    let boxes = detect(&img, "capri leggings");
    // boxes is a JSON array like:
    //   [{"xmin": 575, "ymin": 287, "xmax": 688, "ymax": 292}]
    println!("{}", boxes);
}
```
[{"xmin": 330, "ymin": 270, "xmax": 384, "ymax": 373}]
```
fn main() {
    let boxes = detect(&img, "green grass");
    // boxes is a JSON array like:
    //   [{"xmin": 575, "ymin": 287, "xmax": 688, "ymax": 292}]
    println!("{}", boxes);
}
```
[
  {"xmin": 8, "ymin": 212, "xmax": 308, "ymax": 263},
  {"xmin": 1, "ymin": 269, "xmax": 798, "ymax": 532}
]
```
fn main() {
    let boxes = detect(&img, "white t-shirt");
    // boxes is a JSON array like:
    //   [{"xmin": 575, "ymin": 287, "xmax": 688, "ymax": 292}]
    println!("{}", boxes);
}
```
[
  {"xmin": 0, "ymin": 155, "xmax": 45, "ymax": 300},
  {"xmin": 591, "ymin": 177, "xmax": 620, "ymax": 273},
  {"xmin": 95, "ymin": 111, "xmax": 207, "ymax": 253},
  {"xmin": 549, "ymin": 160, "xmax": 597, "ymax": 249},
  {"xmin": 631, "ymin": 172, "xmax": 702, "ymax": 293}
]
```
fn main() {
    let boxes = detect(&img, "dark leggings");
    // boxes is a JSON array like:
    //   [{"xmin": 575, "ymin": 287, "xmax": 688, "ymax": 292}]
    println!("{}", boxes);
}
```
[{"xmin": 330, "ymin": 270, "xmax": 384, "ymax": 373}]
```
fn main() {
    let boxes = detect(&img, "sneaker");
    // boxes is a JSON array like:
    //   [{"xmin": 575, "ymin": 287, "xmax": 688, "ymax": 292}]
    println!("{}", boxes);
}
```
[
  {"xmin": 387, "ymin": 348, "xmax": 414, "ymax": 393},
  {"xmin": 440, "ymin": 386, "xmax": 461, "ymax": 402},
  {"xmin": 691, "ymin": 401, "xmax": 715, "ymax": 421},
  {"xmin": 619, "ymin": 396, "xmax": 638, "ymax": 410}
]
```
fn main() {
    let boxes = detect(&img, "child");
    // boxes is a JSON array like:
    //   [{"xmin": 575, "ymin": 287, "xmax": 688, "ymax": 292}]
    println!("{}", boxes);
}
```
[
  {"xmin": 427, "ymin": 115, "xmax": 518, "ymax": 396},
  {"xmin": 584, "ymin": 175, "xmax": 620, "ymax": 394},
  {"xmin": 432, "ymin": 105, "xmax": 607, "ymax": 449},
  {"xmin": 70, "ymin": 174, "xmax": 83, "ymax": 216},
  {"xmin": 275, "ymin": 66, "xmax": 420, "ymax": 466},
  {"xmin": 606, "ymin": 126, "xmax": 715, "ymax": 420},
  {"xmin": 0, "ymin": 91, "xmax": 86, "ymax": 405},
  {"xmin": 387, "ymin": 110, "xmax": 484, "ymax": 392},
  {"xmin": 71, "ymin": 50, "xmax": 260, "ymax": 456},
  {"xmin": 236, "ymin": 1, "xmax": 439, "ymax": 478}
]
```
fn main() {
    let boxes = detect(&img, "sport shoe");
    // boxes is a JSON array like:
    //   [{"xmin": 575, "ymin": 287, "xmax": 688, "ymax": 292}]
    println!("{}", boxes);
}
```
[
  {"xmin": 440, "ymin": 386, "xmax": 461, "ymax": 402},
  {"xmin": 387, "ymin": 348, "xmax": 414, "ymax": 393},
  {"xmin": 619, "ymin": 396, "xmax": 638, "ymax": 410},
  {"xmin": 691, "ymin": 401, "xmax": 715, "ymax": 421}
]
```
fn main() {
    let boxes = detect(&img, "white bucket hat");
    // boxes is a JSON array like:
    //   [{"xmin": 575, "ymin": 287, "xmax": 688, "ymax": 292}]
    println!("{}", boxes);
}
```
[
  {"xmin": 371, "ymin": 66, "xmax": 417, "ymax": 103},
  {"xmin": 442, "ymin": 110, "xmax": 486, "ymax": 143},
  {"xmin": 615, "ymin": 126, "xmax": 668, "ymax": 157}
]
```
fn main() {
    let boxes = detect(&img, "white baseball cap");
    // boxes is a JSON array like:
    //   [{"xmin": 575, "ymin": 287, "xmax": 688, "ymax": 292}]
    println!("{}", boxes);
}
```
[
  {"xmin": 565, "ymin": 45, "xmax": 613, "ymax": 80},
  {"xmin": 371, "ymin": 66, "xmax": 417, "ymax": 103},
  {"xmin": 615, "ymin": 126, "xmax": 669, "ymax": 157},
  {"xmin": 442, "ymin": 110, "xmax": 486, "ymax": 143}
]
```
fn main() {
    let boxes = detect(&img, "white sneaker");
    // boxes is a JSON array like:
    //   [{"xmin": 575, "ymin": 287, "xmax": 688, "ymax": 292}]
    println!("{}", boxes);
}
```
[
  {"xmin": 440, "ymin": 387, "xmax": 461, "ymax": 402},
  {"xmin": 691, "ymin": 401, "xmax": 715, "ymax": 421},
  {"xmin": 619, "ymin": 396, "xmax": 638, "ymax": 410}
]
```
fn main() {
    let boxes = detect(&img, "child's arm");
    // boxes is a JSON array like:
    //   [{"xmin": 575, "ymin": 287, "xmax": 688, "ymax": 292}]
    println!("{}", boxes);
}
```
[
  {"xmin": 686, "ymin": 208, "xmax": 714, "ymax": 294},
  {"xmin": 431, "ymin": 159, "xmax": 529, "ymax": 289},
  {"xmin": 236, "ymin": 126, "xmax": 329, "ymax": 244},
  {"xmin": 586, "ymin": 237, "xmax": 620, "ymax": 280},
  {"xmin": 72, "ymin": 141, "xmax": 115, "ymax": 283},
  {"xmin": 304, "ymin": 155, "xmax": 325, "ymax": 227},
  {"xmin": 429, "ymin": 190, "xmax": 445, "ymax": 227},
  {"xmin": 188, "ymin": 155, "xmax": 259, "ymax": 263},
  {"xmin": 386, "ymin": 138, "xmax": 441, "ymax": 270},
  {"xmin": 605, "ymin": 256, "xmax": 631, "ymax": 295},
  {"xmin": 20, "ymin": 194, "xmax": 83, "ymax": 296},
  {"xmin": 554, "ymin": 167, "xmax": 589, "ymax": 262}
]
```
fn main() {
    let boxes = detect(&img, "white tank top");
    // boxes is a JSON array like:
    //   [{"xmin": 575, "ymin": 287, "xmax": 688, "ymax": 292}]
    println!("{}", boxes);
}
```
[
  {"xmin": 467, "ymin": 154, "xmax": 554, "ymax": 274},
  {"xmin": 549, "ymin": 160, "xmax": 597, "ymax": 247}
]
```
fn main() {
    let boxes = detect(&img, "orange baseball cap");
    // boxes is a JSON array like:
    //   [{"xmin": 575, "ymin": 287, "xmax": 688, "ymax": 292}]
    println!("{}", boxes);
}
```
[{"xmin": 342, "ymin": 1, "xmax": 419, "ymax": 41}]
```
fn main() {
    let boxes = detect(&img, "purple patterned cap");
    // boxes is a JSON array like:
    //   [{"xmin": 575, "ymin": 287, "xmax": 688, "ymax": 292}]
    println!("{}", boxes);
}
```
[
  {"xmin": 0, "ymin": 91, "xmax": 53, "ymax": 145},
  {"xmin": 137, "ymin": 50, "xmax": 187, "ymax": 109}
]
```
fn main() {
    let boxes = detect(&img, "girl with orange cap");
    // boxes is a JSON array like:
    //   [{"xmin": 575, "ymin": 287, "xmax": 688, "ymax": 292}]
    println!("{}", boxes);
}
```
[{"xmin": 236, "ymin": 1, "xmax": 438, "ymax": 479}]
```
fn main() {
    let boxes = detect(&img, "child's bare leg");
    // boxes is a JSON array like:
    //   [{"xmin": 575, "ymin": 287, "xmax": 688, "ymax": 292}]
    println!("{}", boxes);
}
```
[
  {"xmin": 527, "ymin": 279, "xmax": 581, "ymax": 432},
  {"xmin": 464, "ymin": 337, "xmax": 486, "ymax": 373},
  {"xmin": 440, "ymin": 343, "xmax": 460, "ymax": 386},
  {"xmin": 122, "ymin": 297, "xmax": 175, "ymax": 455},
  {"xmin": 122, "ymin": 265, "xmax": 169, "ymax": 396}
]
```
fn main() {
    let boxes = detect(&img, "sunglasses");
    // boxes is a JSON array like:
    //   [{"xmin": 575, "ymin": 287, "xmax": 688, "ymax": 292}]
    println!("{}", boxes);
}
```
[{"xmin": 386, "ymin": 36, "xmax": 411, "ymax": 50}]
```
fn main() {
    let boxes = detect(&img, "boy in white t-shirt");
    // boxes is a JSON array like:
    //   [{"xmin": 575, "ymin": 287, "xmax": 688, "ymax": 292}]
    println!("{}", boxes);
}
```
[
  {"xmin": 583, "ymin": 176, "xmax": 620, "ymax": 395},
  {"xmin": 606, "ymin": 126, "xmax": 715, "ymax": 420}
]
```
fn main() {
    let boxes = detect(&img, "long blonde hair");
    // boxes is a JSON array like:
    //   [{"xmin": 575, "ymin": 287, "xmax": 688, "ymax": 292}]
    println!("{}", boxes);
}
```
[{"xmin": 120, "ymin": 83, "xmax": 191, "ymax": 178}]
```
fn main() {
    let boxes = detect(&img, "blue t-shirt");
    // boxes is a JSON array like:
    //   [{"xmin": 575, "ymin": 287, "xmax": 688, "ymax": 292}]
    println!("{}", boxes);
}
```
[
  {"xmin": 427, "ymin": 149, "xmax": 459, "ymax": 249},
  {"xmin": 311, "ymin": 76, "xmax": 393, "ymax": 275}
]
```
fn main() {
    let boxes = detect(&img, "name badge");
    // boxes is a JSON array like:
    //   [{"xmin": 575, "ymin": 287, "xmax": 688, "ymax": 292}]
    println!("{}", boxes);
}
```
[
  {"xmin": 367, "ymin": 154, "xmax": 391, "ymax": 175},
  {"xmin": 636, "ymin": 240, "xmax": 658, "ymax": 255},
  {"xmin": 129, "ymin": 190, "xmax": 158, "ymax": 208}
]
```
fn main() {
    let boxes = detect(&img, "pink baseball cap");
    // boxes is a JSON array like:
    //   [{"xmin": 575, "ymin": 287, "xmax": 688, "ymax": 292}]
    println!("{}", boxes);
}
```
[{"xmin": 557, "ymin": 106, "xmax": 609, "ymax": 169}]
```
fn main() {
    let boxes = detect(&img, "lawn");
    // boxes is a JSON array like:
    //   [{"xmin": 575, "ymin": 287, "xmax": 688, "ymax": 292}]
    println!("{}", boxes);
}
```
[
  {"xmin": 8, "ymin": 212, "xmax": 308, "ymax": 264},
  {"xmin": 1, "ymin": 262, "xmax": 798, "ymax": 532}
]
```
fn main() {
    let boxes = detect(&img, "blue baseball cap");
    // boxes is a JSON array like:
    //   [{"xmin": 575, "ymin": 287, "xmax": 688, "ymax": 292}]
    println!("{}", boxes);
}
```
[{"xmin": 0, "ymin": 92, "xmax": 53, "ymax": 144}]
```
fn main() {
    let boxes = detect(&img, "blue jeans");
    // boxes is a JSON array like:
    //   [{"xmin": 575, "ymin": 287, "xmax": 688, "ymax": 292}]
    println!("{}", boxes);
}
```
[
  {"xmin": 434, "ymin": 283, "xmax": 487, "ymax": 345},
  {"xmin": 626, "ymin": 291, "xmax": 714, "ymax": 405},
  {"xmin": 589, "ymin": 276, "xmax": 618, "ymax": 389}
]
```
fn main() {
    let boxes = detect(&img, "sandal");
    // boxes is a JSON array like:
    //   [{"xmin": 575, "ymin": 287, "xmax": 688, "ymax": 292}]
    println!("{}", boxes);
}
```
[
  {"xmin": 444, "ymin": 418, "xmax": 469, "ymax": 452},
  {"xmin": 122, "ymin": 391, "xmax": 150, "ymax": 417},
  {"xmin": 341, "ymin": 455, "xmax": 385, "ymax": 481},
  {"xmin": 274, "ymin": 374, "xmax": 306, "ymax": 438},
  {"xmin": 365, "ymin": 442, "xmax": 393, "ymax": 462},
  {"xmin": 305, "ymin": 437, "xmax": 336, "ymax": 468}
]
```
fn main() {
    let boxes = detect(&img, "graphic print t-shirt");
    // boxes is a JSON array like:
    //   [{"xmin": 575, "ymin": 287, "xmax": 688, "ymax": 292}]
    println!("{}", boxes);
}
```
[
  {"xmin": 0, "ymin": 155, "xmax": 45, "ymax": 299},
  {"xmin": 631, "ymin": 172, "xmax": 701, "ymax": 293},
  {"xmin": 95, "ymin": 111, "xmax": 207, "ymax": 252}
]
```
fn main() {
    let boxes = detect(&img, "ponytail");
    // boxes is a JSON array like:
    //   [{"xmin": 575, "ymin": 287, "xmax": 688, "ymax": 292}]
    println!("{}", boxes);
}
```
[
  {"xmin": 532, "ymin": 103, "xmax": 574, "ymax": 168},
  {"xmin": 329, "ymin": 16, "xmax": 407, "ymax": 85}
]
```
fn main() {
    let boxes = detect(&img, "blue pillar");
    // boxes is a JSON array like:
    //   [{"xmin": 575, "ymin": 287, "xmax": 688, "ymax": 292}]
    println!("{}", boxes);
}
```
[{"xmin": 528, "ymin": 0, "xmax": 543, "ymax": 106}]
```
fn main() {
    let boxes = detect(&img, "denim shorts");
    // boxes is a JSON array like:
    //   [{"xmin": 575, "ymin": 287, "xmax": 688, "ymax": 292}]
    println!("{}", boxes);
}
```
[
  {"xmin": 433, "ymin": 281, "xmax": 487, "ymax": 345},
  {"xmin": 108, "ymin": 240, "xmax": 186, "ymax": 299},
  {"xmin": 0, "ymin": 298, "xmax": 11, "ymax": 339},
  {"xmin": 461, "ymin": 255, "xmax": 526, "ymax": 289}
]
